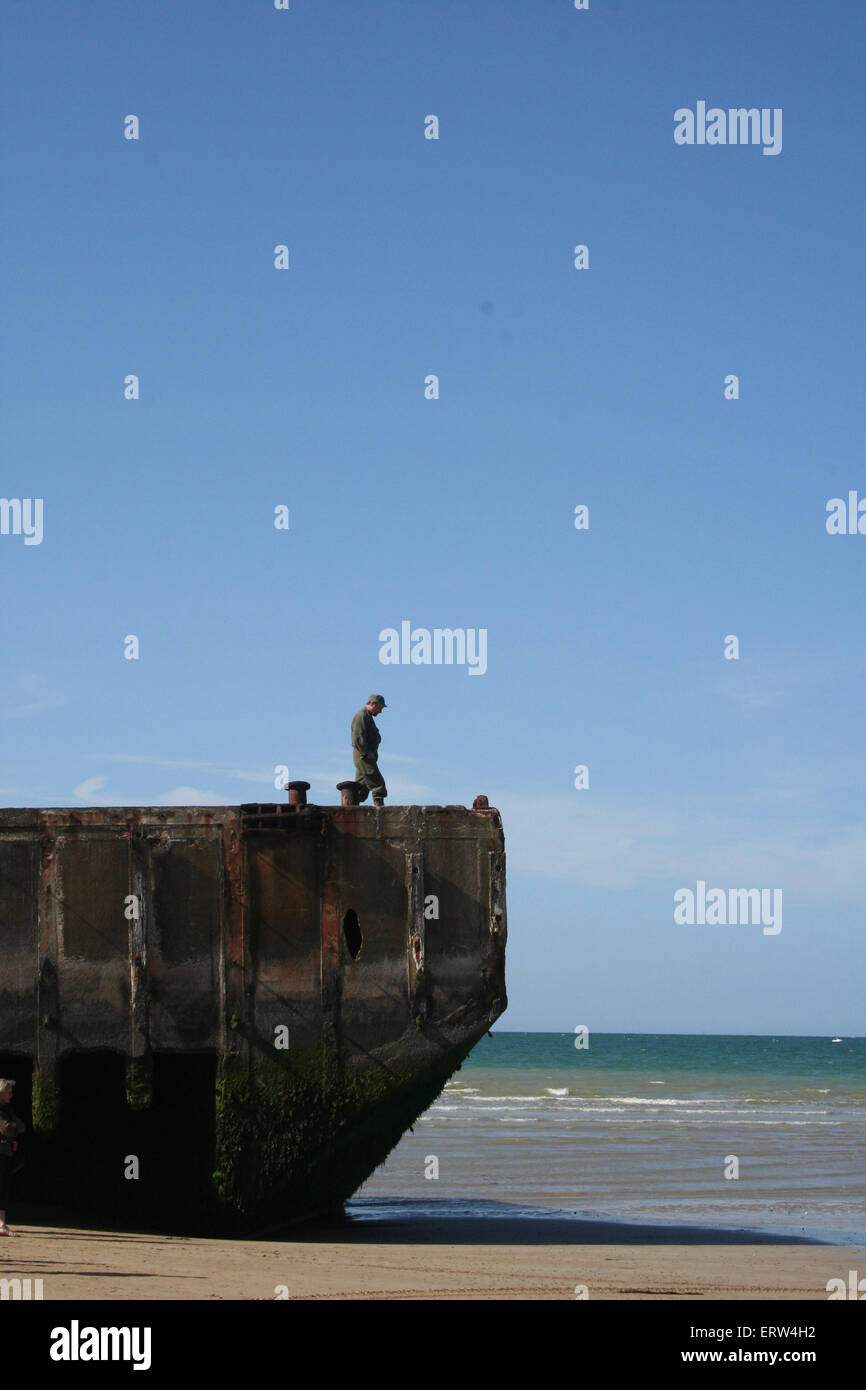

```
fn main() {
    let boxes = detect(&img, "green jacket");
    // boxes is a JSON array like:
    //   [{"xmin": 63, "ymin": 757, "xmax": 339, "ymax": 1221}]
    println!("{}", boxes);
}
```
[{"xmin": 351, "ymin": 707, "xmax": 381, "ymax": 761}]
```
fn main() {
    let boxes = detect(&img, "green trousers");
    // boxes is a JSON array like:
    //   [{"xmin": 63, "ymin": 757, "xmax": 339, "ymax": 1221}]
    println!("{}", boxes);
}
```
[{"xmin": 353, "ymin": 754, "xmax": 387, "ymax": 805}]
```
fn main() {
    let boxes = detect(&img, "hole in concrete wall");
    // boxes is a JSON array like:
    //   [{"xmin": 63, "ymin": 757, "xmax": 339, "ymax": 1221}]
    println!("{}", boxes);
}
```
[
  {"xmin": 0, "ymin": 1052, "xmax": 218, "ymax": 1231},
  {"xmin": 53, "ymin": 1052, "xmax": 217, "ymax": 1229},
  {"xmin": 342, "ymin": 908, "xmax": 362, "ymax": 960},
  {"xmin": 149, "ymin": 1053, "xmax": 216, "ymax": 1221},
  {"xmin": 59, "ymin": 1052, "xmax": 128, "ymax": 1212}
]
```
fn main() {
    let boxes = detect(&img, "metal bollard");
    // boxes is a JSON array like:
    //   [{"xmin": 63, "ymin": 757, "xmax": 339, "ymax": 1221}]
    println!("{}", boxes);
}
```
[{"xmin": 287, "ymin": 781, "xmax": 311, "ymax": 808}]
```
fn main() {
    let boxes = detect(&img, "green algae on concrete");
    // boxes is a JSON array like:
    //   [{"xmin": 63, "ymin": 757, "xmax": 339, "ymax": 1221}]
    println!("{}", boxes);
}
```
[
  {"xmin": 213, "ymin": 1048, "xmax": 460, "ymax": 1230},
  {"xmin": 125, "ymin": 1056, "xmax": 153, "ymax": 1111},
  {"xmin": 31, "ymin": 1066, "xmax": 59, "ymax": 1133}
]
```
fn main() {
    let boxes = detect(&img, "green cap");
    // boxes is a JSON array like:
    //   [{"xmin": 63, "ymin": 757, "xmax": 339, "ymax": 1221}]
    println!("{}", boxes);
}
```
[{"xmin": 367, "ymin": 694, "xmax": 387, "ymax": 706}]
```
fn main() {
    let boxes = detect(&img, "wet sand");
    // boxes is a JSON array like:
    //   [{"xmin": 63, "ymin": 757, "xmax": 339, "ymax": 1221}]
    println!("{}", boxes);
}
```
[{"xmin": 2, "ymin": 1212, "xmax": 862, "ymax": 1300}]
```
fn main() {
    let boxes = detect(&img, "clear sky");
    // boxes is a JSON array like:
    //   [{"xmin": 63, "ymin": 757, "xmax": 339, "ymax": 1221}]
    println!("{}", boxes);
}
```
[{"xmin": 2, "ymin": 1, "xmax": 863, "ymax": 1035}]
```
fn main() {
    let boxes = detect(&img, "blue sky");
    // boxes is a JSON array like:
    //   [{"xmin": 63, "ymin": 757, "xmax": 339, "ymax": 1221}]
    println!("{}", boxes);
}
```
[{"xmin": 2, "ymin": 1, "xmax": 863, "ymax": 1034}]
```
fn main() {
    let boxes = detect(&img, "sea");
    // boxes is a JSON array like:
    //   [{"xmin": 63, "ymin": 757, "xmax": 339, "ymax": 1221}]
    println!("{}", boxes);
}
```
[{"xmin": 351, "ymin": 1032, "xmax": 866, "ymax": 1245}]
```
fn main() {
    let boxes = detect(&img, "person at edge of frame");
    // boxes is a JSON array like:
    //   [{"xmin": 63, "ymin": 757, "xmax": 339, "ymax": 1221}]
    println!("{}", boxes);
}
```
[{"xmin": 0, "ymin": 1079, "xmax": 25, "ymax": 1236}]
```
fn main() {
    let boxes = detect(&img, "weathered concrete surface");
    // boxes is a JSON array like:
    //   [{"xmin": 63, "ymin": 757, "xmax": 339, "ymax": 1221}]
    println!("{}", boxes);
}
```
[{"xmin": 0, "ymin": 802, "xmax": 506, "ymax": 1231}]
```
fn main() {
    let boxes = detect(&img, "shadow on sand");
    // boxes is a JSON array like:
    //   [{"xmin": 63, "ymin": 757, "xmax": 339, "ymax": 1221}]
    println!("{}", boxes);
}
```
[
  {"xmin": 13, "ymin": 1197, "xmax": 826, "ymax": 1247},
  {"xmin": 281, "ymin": 1198, "xmax": 825, "ymax": 1248}
]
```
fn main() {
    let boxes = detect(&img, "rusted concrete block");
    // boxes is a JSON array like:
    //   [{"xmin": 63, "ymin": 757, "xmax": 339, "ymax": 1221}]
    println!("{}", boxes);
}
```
[{"xmin": 0, "ymin": 802, "xmax": 507, "ymax": 1230}]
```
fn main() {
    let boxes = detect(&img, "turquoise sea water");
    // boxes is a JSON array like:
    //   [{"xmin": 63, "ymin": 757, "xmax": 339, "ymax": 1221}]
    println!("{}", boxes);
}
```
[{"xmin": 352, "ymin": 1033, "xmax": 866, "ymax": 1244}]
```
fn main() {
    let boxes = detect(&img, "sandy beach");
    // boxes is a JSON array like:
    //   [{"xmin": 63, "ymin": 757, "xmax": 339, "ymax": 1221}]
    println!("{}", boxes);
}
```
[{"xmin": 2, "ymin": 1213, "xmax": 862, "ymax": 1300}]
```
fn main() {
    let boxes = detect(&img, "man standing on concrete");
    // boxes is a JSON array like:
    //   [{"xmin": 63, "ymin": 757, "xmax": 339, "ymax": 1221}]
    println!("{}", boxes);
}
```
[{"xmin": 351, "ymin": 695, "xmax": 388, "ymax": 806}]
